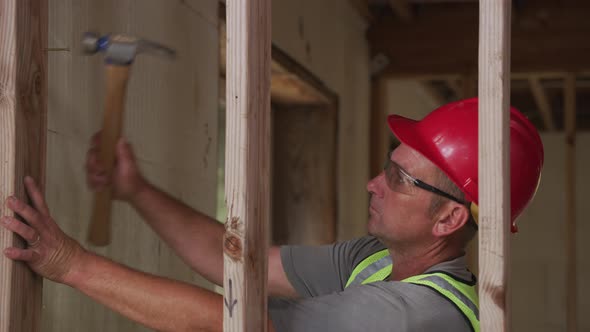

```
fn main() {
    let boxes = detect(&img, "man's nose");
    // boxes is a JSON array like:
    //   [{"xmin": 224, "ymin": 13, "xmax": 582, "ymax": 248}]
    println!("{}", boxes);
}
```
[{"xmin": 367, "ymin": 172, "xmax": 385, "ymax": 198}]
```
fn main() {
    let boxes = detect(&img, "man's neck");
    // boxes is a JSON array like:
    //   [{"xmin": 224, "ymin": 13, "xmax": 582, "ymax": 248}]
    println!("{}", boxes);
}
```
[{"xmin": 386, "ymin": 240, "xmax": 463, "ymax": 281}]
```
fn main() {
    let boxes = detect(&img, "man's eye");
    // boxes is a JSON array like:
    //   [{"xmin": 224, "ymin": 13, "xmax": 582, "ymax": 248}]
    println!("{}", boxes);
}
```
[
  {"xmin": 398, "ymin": 174, "xmax": 409, "ymax": 184},
  {"xmin": 398, "ymin": 172, "xmax": 414, "ymax": 185}
]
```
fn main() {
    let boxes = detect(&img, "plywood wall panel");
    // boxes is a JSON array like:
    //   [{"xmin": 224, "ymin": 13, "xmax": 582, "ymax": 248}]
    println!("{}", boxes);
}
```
[{"xmin": 45, "ymin": 0, "xmax": 219, "ymax": 331}]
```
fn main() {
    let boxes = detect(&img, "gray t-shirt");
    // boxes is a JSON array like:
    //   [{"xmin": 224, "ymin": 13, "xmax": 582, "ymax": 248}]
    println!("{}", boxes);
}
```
[{"xmin": 269, "ymin": 236, "xmax": 474, "ymax": 332}]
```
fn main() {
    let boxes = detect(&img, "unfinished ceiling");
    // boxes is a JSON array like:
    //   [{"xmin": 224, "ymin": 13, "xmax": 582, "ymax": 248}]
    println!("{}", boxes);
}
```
[{"xmin": 353, "ymin": 0, "xmax": 590, "ymax": 131}]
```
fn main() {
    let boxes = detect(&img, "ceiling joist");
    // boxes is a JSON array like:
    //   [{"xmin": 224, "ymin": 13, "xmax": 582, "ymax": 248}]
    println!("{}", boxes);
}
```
[{"xmin": 368, "ymin": 0, "xmax": 590, "ymax": 77}]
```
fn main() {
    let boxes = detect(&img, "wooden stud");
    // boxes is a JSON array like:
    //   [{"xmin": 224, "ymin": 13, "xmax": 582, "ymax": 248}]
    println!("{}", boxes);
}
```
[
  {"xmin": 478, "ymin": 1, "xmax": 512, "ymax": 331},
  {"xmin": 0, "ymin": 1, "xmax": 47, "ymax": 331},
  {"xmin": 564, "ymin": 73, "xmax": 577, "ymax": 332},
  {"xmin": 528, "ymin": 77, "xmax": 556, "ymax": 131},
  {"xmin": 223, "ymin": 0, "xmax": 271, "ymax": 331}
]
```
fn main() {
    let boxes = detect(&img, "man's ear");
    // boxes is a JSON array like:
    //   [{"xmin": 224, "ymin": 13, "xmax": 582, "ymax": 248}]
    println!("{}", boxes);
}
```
[{"xmin": 432, "ymin": 202, "xmax": 470, "ymax": 237}]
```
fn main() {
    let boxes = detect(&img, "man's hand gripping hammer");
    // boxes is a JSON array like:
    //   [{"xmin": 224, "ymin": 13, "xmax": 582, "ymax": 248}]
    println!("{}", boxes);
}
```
[{"xmin": 82, "ymin": 32, "xmax": 175, "ymax": 246}]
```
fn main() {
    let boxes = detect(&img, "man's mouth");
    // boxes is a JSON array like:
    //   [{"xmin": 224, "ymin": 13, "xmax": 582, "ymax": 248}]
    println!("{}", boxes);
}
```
[{"xmin": 369, "ymin": 204, "xmax": 379, "ymax": 214}]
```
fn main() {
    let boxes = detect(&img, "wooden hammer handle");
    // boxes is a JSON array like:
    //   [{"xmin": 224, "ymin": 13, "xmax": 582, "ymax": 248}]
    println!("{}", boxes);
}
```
[{"xmin": 88, "ymin": 65, "xmax": 130, "ymax": 246}]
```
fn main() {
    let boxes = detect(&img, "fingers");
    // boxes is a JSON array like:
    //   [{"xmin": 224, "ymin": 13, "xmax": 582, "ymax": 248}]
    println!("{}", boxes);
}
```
[
  {"xmin": 1, "ymin": 216, "xmax": 39, "ymax": 244},
  {"xmin": 86, "ymin": 145, "xmax": 105, "ymax": 175},
  {"xmin": 87, "ymin": 176, "xmax": 109, "ymax": 191},
  {"xmin": 4, "ymin": 247, "xmax": 40, "ymax": 262},
  {"xmin": 5, "ymin": 196, "xmax": 48, "ymax": 234},
  {"xmin": 24, "ymin": 176, "xmax": 50, "ymax": 216},
  {"xmin": 87, "ymin": 131, "xmax": 105, "ymax": 173},
  {"xmin": 86, "ymin": 133, "xmax": 109, "ymax": 190}
]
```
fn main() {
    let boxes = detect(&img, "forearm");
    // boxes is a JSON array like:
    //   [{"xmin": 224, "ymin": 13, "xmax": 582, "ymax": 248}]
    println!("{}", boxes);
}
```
[
  {"xmin": 64, "ymin": 251, "xmax": 223, "ymax": 332},
  {"xmin": 127, "ymin": 183, "xmax": 297, "ymax": 299},
  {"xmin": 129, "ymin": 182, "xmax": 225, "ymax": 286}
]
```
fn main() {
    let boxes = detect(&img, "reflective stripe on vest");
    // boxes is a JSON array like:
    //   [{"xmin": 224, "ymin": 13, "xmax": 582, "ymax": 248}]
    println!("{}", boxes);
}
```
[
  {"xmin": 403, "ymin": 273, "xmax": 479, "ymax": 332},
  {"xmin": 345, "ymin": 250, "xmax": 479, "ymax": 332},
  {"xmin": 345, "ymin": 249, "xmax": 391, "ymax": 288}
]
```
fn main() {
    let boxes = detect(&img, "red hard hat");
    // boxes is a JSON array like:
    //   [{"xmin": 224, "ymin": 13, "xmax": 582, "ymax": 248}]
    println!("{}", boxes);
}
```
[{"xmin": 387, "ymin": 97, "xmax": 544, "ymax": 233}]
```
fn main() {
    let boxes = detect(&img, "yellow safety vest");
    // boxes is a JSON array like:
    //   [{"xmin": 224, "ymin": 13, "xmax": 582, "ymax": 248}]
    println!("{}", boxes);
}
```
[{"xmin": 345, "ymin": 249, "xmax": 479, "ymax": 332}]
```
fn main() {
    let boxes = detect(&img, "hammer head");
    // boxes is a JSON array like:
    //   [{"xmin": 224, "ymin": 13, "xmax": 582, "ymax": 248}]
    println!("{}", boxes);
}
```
[{"xmin": 82, "ymin": 32, "xmax": 176, "ymax": 65}]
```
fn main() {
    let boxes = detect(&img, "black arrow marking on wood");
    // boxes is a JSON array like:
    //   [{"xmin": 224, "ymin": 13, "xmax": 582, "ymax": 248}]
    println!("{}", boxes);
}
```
[{"xmin": 224, "ymin": 278, "xmax": 238, "ymax": 317}]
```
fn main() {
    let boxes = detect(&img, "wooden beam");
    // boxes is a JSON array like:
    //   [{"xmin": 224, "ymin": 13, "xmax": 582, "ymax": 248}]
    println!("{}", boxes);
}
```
[
  {"xmin": 0, "ymin": 1, "xmax": 47, "ymax": 331},
  {"xmin": 564, "ymin": 73, "xmax": 577, "ymax": 332},
  {"xmin": 220, "ymin": 14, "xmax": 336, "ymax": 107},
  {"xmin": 369, "ymin": 0, "xmax": 590, "ymax": 77},
  {"xmin": 478, "ymin": 1, "xmax": 511, "ymax": 331},
  {"xmin": 270, "ymin": 46, "xmax": 337, "ymax": 106},
  {"xmin": 528, "ymin": 77, "xmax": 556, "ymax": 131},
  {"xmin": 223, "ymin": 0, "xmax": 271, "ymax": 331},
  {"xmin": 388, "ymin": 0, "xmax": 413, "ymax": 22}
]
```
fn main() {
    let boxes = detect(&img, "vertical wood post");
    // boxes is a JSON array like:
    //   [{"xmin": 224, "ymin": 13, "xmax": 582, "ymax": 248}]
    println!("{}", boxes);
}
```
[
  {"xmin": 223, "ymin": 1, "xmax": 271, "ymax": 331},
  {"xmin": 0, "ymin": 1, "xmax": 47, "ymax": 331},
  {"xmin": 564, "ymin": 73, "xmax": 577, "ymax": 332},
  {"xmin": 478, "ymin": 1, "xmax": 511, "ymax": 331}
]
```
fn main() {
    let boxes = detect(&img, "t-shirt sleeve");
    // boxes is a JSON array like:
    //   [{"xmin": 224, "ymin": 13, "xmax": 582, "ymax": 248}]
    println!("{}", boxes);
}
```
[{"xmin": 280, "ymin": 236, "xmax": 386, "ymax": 297}]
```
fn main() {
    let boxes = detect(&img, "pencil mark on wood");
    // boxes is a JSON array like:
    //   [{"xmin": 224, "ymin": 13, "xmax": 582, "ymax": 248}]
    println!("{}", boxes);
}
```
[{"xmin": 224, "ymin": 278, "xmax": 238, "ymax": 317}]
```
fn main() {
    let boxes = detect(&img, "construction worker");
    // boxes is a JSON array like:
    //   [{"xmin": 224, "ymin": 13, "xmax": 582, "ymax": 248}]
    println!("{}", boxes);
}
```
[{"xmin": 2, "ymin": 98, "xmax": 543, "ymax": 331}]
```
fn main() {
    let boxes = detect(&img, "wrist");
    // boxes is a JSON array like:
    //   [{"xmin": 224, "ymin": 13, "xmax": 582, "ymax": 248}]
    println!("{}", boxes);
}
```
[
  {"xmin": 129, "ymin": 178, "xmax": 153, "ymax": 208},
  {"xmin": 60, "ymin": 244, "xmax": 92, "ymax": 287}
]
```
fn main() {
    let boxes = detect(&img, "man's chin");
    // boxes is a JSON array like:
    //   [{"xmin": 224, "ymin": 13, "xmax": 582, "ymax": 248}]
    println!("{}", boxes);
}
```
[{"xmin": 367, "ymin": 218, "xmax": 378, "ymax": 236}]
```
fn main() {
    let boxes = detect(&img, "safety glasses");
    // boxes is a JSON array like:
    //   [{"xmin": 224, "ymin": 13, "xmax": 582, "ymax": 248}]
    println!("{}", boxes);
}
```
[{"xmin": 383, "ymin": 158, "xmax": 467, "ymax": 205}]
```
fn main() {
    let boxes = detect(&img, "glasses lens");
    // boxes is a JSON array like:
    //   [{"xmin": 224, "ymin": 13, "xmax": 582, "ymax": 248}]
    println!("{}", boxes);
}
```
[{"xmin": 384, "ymin": 159, "xmax": 416, "ymax": 195}]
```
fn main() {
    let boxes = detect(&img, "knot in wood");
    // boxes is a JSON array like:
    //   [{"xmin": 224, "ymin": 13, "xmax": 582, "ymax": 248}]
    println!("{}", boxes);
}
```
[{"xmin": 224, "ymin": 233, "xmax": 242, "ymax": 261}]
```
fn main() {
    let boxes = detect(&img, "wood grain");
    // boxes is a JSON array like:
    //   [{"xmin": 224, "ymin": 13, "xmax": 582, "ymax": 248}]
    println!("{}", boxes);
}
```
[
  {"xmin": 0, "ymin": 1, "xmax": 47, "ymax": 331},
  {"xmin": 223, "ymin": 0, "xmax": 271, "ymax": 331},
  {"xmin": 478, "ymin": 1, "xmax": 512, "ymax": 331}
]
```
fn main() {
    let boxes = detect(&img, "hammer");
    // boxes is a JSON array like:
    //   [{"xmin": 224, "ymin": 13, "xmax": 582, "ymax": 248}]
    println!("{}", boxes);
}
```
[{"xmin": 82, "ymin": 32, "xmax": 175, "ymax": 246}]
